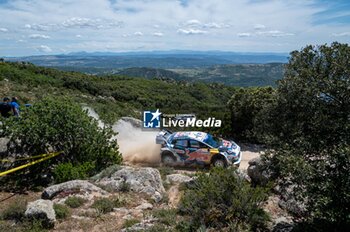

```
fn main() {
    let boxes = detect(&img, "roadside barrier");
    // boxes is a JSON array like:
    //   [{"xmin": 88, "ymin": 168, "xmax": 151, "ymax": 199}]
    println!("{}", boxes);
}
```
[{"xmin": 0, "ymin": 152, "xmax": 62, "ymax": 177}]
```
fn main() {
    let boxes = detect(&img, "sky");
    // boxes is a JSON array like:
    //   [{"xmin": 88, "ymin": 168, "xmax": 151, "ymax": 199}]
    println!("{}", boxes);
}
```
[{"xmin": 0, "ymin": 0, "xmax": 349, "ymax": 56}]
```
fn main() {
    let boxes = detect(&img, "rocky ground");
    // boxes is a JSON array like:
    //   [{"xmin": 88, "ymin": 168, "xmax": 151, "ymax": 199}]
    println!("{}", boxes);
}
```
[{"xmin": 0, "ymin": 143, "xmax": 296, "ymax": 232}]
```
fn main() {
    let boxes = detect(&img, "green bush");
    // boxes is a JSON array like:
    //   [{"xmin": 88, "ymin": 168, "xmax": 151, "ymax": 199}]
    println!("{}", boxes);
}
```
[
  {"xmin": 260, "ymin": 42, "xmax": 350, "ymax": 230},
  {"xmin": 179, "ymin": 167, "xmax": 270, "ymax": 231},
  {"xmin": 123, "ymin": 219, "xmax": 140, "ymax": 229},
  {"xmin": 53, "ymin": 162, "xmax": 94, "ymax": 183},
  {"xmin": 0, "ymin": 199, "xmax": 27, "ymax": 221},
  {"xmin": 53, "ymin": 204, "xmax": 70, "ymax": 219},
  {"xmin": 1, "ymin": 97, "xmax": 122, "ymax": 185},
  {"xmin": 64, "ymin": 196, "xmax": 86, "ymax": 208},
  {"xmin": 91, "ymin": 196, "xmax": 125, "ymax": 214}
]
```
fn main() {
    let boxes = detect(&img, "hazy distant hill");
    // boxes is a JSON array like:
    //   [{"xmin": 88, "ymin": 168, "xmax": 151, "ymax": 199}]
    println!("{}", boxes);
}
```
[
  {"xmin": 110, "ymin": 63, "xmax": 284, "ymax": 87},
  {"xmin": 5, "ymin": 51, "xmax": 288, "ymax": 69}
]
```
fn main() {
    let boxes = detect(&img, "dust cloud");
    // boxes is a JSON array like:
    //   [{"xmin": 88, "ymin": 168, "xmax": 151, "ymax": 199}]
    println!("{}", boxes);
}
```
[{"xmin": 83, "ymin": 107, "xmax": 161, "ymax": 165}]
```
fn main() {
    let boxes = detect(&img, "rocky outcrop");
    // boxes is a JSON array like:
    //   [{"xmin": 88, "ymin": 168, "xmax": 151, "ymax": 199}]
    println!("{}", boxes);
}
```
[
  {"xmin": 42, "ymin": 180, "xmax": 109, "ymax": 200},
  {"xmin": 95, "ymin": 166, "xmax": 165, "ymax": 202},
  {"xmin": 25, "ymin": 199, "xmax": 56, "ymax": 228},
  {"xmin": 165, "ymin": 174, "xmax": 193, "ymax": 184},
  {"xmin": 247, "ymin": 157, "xmax": 272, "ymax": 186},
  {"xmin": 275, "ymin": 184, "xmax": 307, "ymax": 217}
]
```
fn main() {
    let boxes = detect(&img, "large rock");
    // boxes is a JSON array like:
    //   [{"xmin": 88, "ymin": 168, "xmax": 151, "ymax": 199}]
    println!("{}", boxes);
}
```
[
  {"xmin": 95, "ymin": 166, "xmax": 165, "ymax": 202},
  {"xmin": 25, "ymin": 199, "xmax": 56, "ymax": 228},
  {"xmin": 42, "ymin": 180, "xmax": 109, "ymax": 200},
  {"xmin": 165, "ymin": 174, "xmax": 193, "ymax": 184},
  {"xmin": 247, "ymin": 157, "xmax": 272, "ymax": 186}
]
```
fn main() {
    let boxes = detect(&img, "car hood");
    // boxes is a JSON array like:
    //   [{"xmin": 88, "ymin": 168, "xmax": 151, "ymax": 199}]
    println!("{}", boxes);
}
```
[{"xmin": 218, "ymin": 140, "xmax": 240, "ymax": 155}]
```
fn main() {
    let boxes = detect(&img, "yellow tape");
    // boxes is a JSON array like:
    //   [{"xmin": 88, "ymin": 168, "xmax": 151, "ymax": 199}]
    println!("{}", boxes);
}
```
[
  {"xmin": 0, "ymin": 152, "xmax": 62, "ymax": 177},
  {"xmin": 1, "ymin": 153, "xmax": 55, "ymax": 163}
]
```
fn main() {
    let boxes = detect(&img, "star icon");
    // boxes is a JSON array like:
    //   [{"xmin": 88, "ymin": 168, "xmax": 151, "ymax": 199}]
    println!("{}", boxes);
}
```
[{"xmin": 150, "ymin": 109, "xmax": 162, "ymax": 122}]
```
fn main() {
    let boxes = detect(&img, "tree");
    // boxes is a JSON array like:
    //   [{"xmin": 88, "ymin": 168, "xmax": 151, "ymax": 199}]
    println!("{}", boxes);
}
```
[
  {"xmin": 261, "ymin": 42, "xmax": 350, "ymax": 231},
  {"xmin": 228, "ymin": 87, "xmax": 275, "ymax": 142},
  {"xmin": 1, "ymin": 97, "xmax": 122, "ymax": 186}
]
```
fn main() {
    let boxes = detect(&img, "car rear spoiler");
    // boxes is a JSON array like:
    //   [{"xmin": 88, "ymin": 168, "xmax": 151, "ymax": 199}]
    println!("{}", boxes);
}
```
[{"xmin": 156, "ymin": 129, "xmax": 173, "ymax": 144}]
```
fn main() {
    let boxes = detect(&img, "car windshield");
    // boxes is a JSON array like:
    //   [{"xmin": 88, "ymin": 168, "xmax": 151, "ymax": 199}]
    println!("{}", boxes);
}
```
[{"xmin": 204, "ymin": 134, "xmax": 220, "ymax": 148}]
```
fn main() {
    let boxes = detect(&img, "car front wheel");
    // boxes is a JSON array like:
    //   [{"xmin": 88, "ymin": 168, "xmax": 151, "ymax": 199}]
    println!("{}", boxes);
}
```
[
  {"xmin": 161, "ymin": 153, "xmax": 176, "ymax": 165},
  {"xmin": 212, "ymin": 158, "xmax": 227, "ymax": 168}
]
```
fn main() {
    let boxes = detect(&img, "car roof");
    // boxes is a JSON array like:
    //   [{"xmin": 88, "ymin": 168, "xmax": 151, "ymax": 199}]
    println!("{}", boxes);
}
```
[{"xmin": 172, "ymin": 131, "xmax": 208, "ymax": 142}]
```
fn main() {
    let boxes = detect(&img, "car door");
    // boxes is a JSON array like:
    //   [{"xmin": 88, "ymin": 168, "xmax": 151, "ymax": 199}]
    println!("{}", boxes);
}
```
[
  {"xmin": 187, "ymin": 140, "xmax": 211, "ymax": 163},
  {"xmin": 172, "ymin": 139, "xmax": 189, "ymax": 160}
]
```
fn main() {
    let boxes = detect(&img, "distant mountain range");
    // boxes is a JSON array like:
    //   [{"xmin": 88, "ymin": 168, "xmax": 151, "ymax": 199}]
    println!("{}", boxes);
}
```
[{"xmin": 4, "ymin": 51, "xmax": 287, "ymax": 86}]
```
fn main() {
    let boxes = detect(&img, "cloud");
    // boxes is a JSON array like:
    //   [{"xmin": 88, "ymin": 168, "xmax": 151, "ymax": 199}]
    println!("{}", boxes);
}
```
[
  {"xmin": 177, "ymin": 28, "xmax": 208, "ymax": 35},
  {"xmin": 332, "ymin": 32, "xmax": 350, "ymax": 37},
  {"xmin": 237, "ymin": 33, "xmax": 251, "ymax": 37},
  {"xmin": 36, "ymin": 45, "xmax": 52, "ymax": 52},
  {"xmin": 0, "ymin": 27, "xmax": 8, "ymax": 32},
  {"xmin": 134, "ymin": 31, "xmax": 143, "ymax": 36},
  {"xmin": 180, "ymin": 19, "xmax": 230, "ymax": 29},
  {"xmin": 76, "ymin": 34, "xmax": 82, "ymax": 38},
  {"xmin": 153, "ymin": 32, "xmax": 164, "ymax": 37},
  {"xmin": 24, "ymin": 17, "xmax": 124, "ymax": 31},
  {"xmin": 256, "ymin": 30, "xmax": 294, "ymax": 37},
  {"xmin": 29, "ymin": 34, "xmax": 50, "ymax": 39},
  {"xmin": 254, "ymin": 24, "xmax": 266, "ymax": 30}
]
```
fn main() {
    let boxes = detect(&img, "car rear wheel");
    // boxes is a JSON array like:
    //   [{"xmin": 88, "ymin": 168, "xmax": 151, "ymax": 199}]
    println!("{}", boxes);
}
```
[
  {"xmin": 212, "ymin": 157, "xmax": 227, "ymax": 168},
  {"xmin": 161, "ymin": 153, "xmax": 176, "ymax": 165}
]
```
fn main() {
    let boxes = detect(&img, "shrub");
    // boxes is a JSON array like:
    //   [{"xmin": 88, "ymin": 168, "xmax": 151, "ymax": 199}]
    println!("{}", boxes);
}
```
[
  {"xmin": 64, "ymin": 196, "xmax": 86, "ymax": 208},
  {"xmin": 123, "ymin": 219, "xmax": 140, "ymax": 229},
  {"xmin": 260, "ymin": 43, "xmax": 350, "ymax": 230},
  {"xmin": 53, "ymin": 162, "xmax": 94, "ymax": 183},
  {"xmin": 1, "ymin": 97, "xmax": 122, "ymax": 185},
  {"xmin": 179, "ymin": 167, "xmax": 270, "ymax": 231},
  {"xmin": 152, "ymin": 208, "xmax": 177, "ymax": 226},
  {"xmin": 0, "ymin": 199, "xmax": 27, "ymax": 221},
  {"xmin": 91, "ymin": 196, "xmax": 126, "ymax": 214},
  {"xmin": 53, "ymin": 204, "xmax": 70, "ymax": 219}
]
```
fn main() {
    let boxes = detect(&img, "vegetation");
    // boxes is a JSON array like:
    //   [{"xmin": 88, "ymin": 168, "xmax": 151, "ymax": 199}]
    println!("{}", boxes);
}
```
[
  {"xmin": 53, "ymin": 204, "xmax": 71, "ymax": 219},
  {"xmin": 0, "ymin": 199, "xmax": 26, "ymax": 221},
  {"xmin": 91, "ymin": 196, "xmax": 126, "ymax": 214},
  {"xmin": 123, "ymin": 218, "xmax": 141, "ymax": 229},
  {"xmin": 178, "ymin": 167, "xmax": 270, "ymax": 231},
  {"xmin": 259, "ymin": 42, "xmax": 350, "ymax": 230},
  {"xmin": 0, "ymin": 97, "xmax": 122, "ymax": 187},
  {"xmin": 64, "ymin": 196, "xmax": 86, "ymax": 208},
  {"xmin": 228, "ymin": 86, "xmax": 275, "ymax": 142}
]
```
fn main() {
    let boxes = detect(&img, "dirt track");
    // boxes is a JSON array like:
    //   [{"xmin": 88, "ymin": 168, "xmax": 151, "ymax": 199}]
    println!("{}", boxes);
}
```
[{"xmin": 239, "ymin": 143, "xmax": 263, "ymax": 171}]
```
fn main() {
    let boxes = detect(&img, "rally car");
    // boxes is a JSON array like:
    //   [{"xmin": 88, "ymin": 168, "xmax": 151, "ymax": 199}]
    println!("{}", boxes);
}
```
[{"xmin": 156, "ymin": 130, "xmax": 241, "ymax": 167}]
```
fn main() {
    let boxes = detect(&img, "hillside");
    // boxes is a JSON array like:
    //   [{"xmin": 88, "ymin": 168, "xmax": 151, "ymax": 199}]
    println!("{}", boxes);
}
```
[
  {"xmin": 0, "ymin": 61, "xmax": 236, "ymax": 127},
  {"xmin": 53, "ymin": 63, "xmax": 284, "ymax": 87}
]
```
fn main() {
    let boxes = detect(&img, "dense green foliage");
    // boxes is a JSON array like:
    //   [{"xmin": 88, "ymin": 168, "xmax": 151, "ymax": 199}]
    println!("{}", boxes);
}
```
[
  {"xmin": 179, "ymin": 168, "xmax": 270, "ymax": 231},
  {"xmin": 260, "ymin": 42, "xmax": 350, "ymax": 230},
  {"xmin": 0, "ymin": 97, "xmax": 122, "ymax": 186},
  {"xmin": 53, "ymin": 204, "xmax": 71, "ymax": 219},
  {"xmin": 228, "ymin": 87, "xmax": 275, "ymax": 142},
  {"xmin": 64, "ymin": 196, "xmax": 86, "ymax": 208}
]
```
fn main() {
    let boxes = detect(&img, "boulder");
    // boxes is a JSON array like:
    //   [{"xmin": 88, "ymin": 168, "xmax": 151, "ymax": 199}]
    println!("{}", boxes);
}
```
[
  {"xmin": 25, "ymin": 199, "xmax": 56, "ymax": 228},
  {"xmin": 247, "ymin": 157, "xmax": 272, "ymax": 186},
  {"xmin": 272, "ymin": 221, "xmax": 294, "ymax": 232},
  {"xmin": 95, "ymin": 166, "xmax": 165, "ymax": 202},
  {"xmin": 276, "ymin": 184, "xmax": 307, "ymax": 217},
  {"xmin": 42, "ymin": 180, "xmax": 109, "ymax": 200},
  {"xmin": 121, "ymin": 218, "xmax": 158, "ymax": 232},
  {"xmin": 165, "ymin": 174, "xmax": 193, "ymax": 184}
]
